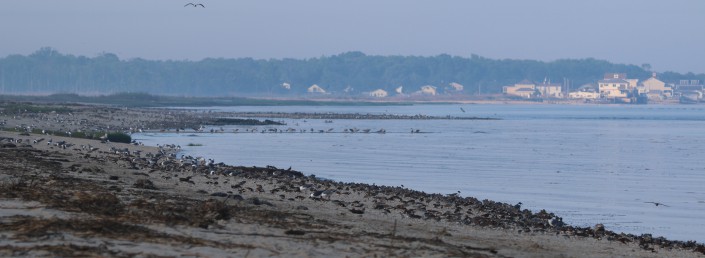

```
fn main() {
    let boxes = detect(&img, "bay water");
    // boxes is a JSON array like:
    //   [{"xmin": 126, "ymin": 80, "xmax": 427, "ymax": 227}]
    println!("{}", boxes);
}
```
[{"xmin": 135, "ymin": 104, "xmax": 705, "ymax": 242}]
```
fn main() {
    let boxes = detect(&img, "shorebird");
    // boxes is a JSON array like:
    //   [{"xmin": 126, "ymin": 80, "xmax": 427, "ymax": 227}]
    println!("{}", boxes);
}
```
[
  {"xmin": 184, "ymin": 3, "xmax": 205, "ymax": 7},
  {"xmin": 548, "ymin": 216, "xmax": 564, "ymax": 228},
  {"xmin": 310, "ymin": 189, "xmax": 335, "ymax": 199},
  {"xmin": 310, "ymin": 190, "xmax": 324, "ymax": 198},
  {"xmin": 514, "ymin": 202, "xmax": 522, "ymax": 210},
  {"xmin": 645, "ymin": 201, "xmax": 670, "ymax": 207},
  {"xmin": 321, "ymin": 189, "xmax": 336, "ymax": 199},
  {"xmin": 299, "ymin": 184, "xmax": 315, "ymax": 191}
]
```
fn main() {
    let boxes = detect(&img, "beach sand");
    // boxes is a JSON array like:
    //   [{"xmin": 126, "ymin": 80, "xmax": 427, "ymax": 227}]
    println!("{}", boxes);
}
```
[{"xmin": 1, "ymin": 102, "xmax": 703, "ymax": 257}]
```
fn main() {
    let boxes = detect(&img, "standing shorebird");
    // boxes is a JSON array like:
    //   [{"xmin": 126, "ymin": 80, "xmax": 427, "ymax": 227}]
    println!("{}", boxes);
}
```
[
  {"xmin": 184, "ymin": 3, "xmax": 205, "ymax": 7},
  {"xmin": 310, "ymin": 189, "xmax": 335, "ymax": 200}
]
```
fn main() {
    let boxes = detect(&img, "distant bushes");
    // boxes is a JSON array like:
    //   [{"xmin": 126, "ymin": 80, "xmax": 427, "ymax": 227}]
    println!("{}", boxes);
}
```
[
  {"xmin": 7, "ymin": 126, "xmax": 133, "ymax": 144},
  {"xmin": 107, "ymin": 132, "xmax": 132, "ymax": 143},
  {"xmin": 0, "ymin": 103, "xmax": 73, "ymax": 114}
]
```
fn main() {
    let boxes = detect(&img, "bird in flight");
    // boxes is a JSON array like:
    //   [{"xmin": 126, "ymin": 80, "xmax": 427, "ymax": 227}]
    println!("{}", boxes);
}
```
[
  {"xmin": 460, "ymin": 107, "xmax": 466, "ymax": 113},
  {"xmin": 645, "ymin": 201, "xmax": 669, "ymax": 207},
  {"xmin": 184, "ymin": 3, "xmax": 205, "ymax": 7}
]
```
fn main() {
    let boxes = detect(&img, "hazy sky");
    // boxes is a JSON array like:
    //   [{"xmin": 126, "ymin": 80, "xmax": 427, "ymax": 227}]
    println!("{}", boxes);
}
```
[{"xmin": 1, "ymin": 0, "xmax": 704, "ymax": 73}]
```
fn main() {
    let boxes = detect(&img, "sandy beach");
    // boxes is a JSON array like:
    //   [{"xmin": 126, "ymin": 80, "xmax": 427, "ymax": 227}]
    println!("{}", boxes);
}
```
[{"xmin": 1, "ymin": 102, "xmax": 703, "ymax": 257}]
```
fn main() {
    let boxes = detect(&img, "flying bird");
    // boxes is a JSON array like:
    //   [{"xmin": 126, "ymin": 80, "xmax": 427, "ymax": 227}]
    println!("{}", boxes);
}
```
[
  {"xmin": 184, "ymin": 3, "xmax": 205, "ymax": 7},
  {"xmin": 645, "ymin": 201, "xmax": 670, "ymax": 207},
  {"xmin": 460, "ymin": 107, "xmax": 466, "ymax": 113}
]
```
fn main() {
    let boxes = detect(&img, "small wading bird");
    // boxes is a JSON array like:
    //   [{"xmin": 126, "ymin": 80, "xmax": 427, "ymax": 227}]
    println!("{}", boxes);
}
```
[{"xmin": 184, "ymin": 3, "xmax": 205, "ymax": 7}]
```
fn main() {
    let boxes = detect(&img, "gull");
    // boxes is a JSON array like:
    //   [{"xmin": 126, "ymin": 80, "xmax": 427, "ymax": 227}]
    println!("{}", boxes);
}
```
[
  {"xmin": 310, "ymin": 189, "xmax": 335, "ymax": 200},
  {"xmin": 321, "ymin": 189, "xmax": 336, "ymax": 199},
  {"xmin": 299, "ymin": 184, "xmax": 315, "ymax": 191},
  {"xmin": 184, "ymin": 3, "xmax": 205, "ymax": 7},
  {"xmin": 310, "ymin": 190, "xmax": 324, "ymax": 198},
  {"xmin": 548, "ymin": 216, "xmax": 564, "ymax": 228}
]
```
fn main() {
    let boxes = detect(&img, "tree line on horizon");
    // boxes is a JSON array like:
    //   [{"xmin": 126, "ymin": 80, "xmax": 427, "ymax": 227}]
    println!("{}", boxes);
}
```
[{"xmin": 0, "ymin": 47, "xmax": 703, "ymax": 97}]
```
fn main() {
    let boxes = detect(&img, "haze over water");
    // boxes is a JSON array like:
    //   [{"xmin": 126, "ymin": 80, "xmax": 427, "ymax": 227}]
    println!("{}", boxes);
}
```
[{"xmin": 136, "ymin": 104, "xmax": 705, "ymax": 242}]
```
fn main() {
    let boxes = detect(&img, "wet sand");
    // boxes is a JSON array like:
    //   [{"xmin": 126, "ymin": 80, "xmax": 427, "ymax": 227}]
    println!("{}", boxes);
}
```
[{"xmin": 1, "ymin": 102, "xmax": 704, "ymax": 257}]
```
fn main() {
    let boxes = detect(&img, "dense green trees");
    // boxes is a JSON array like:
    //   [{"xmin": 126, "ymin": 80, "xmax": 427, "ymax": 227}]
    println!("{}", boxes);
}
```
[{"xmin": 1, "ymin": 47, "xmax": 702, "ymax": 97}]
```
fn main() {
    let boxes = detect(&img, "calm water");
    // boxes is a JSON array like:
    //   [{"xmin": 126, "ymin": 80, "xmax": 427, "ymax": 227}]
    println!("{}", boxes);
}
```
[{"xmin": 135, "ymin": 104, "xmax": 705, "ymax": 242}]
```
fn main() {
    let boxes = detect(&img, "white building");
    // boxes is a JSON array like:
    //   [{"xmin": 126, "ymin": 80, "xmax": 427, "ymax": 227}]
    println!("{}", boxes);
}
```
[
  {"xmin": 368, "ymin": 89, "xmax": 388, "ymax": 98},
  {"xmin": 448, "ymin": 82, "xmax": 464, "ymax": 91},
  {"xmin": 420, "ymin": 85, "xmax": 437, "ymax": 95},
  {"xmin": 598, "ymin": 73, "xmax": 637, "ymax": 99},
  {"xmin": 535, "ymin": 83, "xmax": 563, "ymax": 98},
  {"xmin": 568, "ymin": 91, "xmax": 600, "ymax": 99},
  {"xmin": 641, "ymin": 73, "xmax": 672, "ymax": 97}
]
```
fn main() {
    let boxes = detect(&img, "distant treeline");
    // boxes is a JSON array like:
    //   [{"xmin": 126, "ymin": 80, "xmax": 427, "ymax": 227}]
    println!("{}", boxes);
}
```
[
  {"xmin": 0, "ymin": 92, "xmax": 405, "ymax": 107},
  {"xmin": 1, "ymin": 47, "xmax": 703, "ymax": 96}
]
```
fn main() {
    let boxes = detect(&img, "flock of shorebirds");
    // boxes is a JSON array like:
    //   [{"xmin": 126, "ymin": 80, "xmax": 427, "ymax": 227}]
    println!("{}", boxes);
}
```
[
  {"xmin": 3, "ymin": 106, "xmax": 696, "ymax": 254},
  {"xmin": 226, "ymin": 127, "xmax": 394, "ymax": 134},
  {"xmin": 3, "ymin": 108, "xmax": 432, "ymax": 137},
  {"xmin": 3, "ymin": 132, "xmax": 558, "ymax": 225}
]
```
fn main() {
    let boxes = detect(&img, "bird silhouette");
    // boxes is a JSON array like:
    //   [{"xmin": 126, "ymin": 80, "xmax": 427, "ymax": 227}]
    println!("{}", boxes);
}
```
[
  {"xmin": 645, "ymin": 201, "xmax": 669, "ymax": 207},
  {"xmin": 184, "ymin": 3, "xmax": 205, "ymax": 7},
  {"xmin": 460, "ymin": 107, "xmax": 466, "ymax": 113}
]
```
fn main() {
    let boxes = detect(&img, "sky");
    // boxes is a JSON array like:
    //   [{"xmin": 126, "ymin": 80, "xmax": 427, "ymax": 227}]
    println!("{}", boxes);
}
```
[{"xmin": 1, "ymin": 0, "xmax": 704, "ymax": 73}]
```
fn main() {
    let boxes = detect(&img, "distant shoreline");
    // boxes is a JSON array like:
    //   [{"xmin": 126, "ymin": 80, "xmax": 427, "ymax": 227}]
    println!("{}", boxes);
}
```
[{"xmin": 0, "ymin": 93, "xmax": 694, "ymax": 107}]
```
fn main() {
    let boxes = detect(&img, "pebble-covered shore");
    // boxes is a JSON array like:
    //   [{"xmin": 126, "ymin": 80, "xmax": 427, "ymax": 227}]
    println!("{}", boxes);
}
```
[{"xmin": 0, "ymin": 102, "xmax": 703, "ymax": 257}]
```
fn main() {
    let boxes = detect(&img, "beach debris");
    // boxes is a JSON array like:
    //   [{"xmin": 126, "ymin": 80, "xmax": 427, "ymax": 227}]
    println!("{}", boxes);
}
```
[
  {"xmin": 349, "ymin": 208, "xmax": 365, "ymax": 214},
  {"xmin": 210, "ymin": 192, "xmax": 228, "ymax": 197},
  {"xmin": 133, "ymin": 179, "xmax": 157, "ymax": 190},
  {"xmin": 285, "ymin": 229, "xmax": 306, "ymax": 235},
  {"xmin": 331, "ymin": 200, "xmax": 346, "ymax": 207},
  {"xmin": 179, "ymin": 176, "xmax": 195, "ymax": 184},
  {"xmin": 247, "ymin": 197, "xmax": 274, "ymax": 207}
]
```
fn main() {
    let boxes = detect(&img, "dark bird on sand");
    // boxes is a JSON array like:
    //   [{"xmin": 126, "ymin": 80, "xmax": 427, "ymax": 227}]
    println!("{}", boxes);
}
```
[
  {"xmin": 645, "ymin": 201, "xmax": 670, "ymax": 207},
  {"xmin": 185, "ymin": 3, "xmax": 205, "ymax": 7}
]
